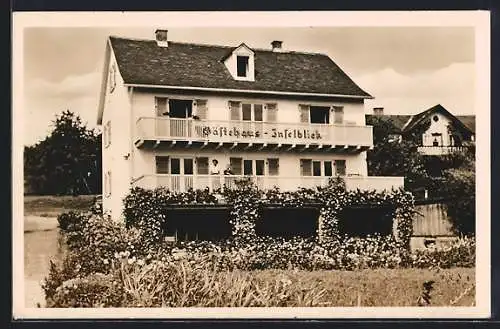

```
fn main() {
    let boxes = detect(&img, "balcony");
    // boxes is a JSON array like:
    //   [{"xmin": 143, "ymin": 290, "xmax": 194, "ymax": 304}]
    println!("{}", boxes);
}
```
[
  {"xmin": 135, "ymin": 117, "xmax": 373, "ymax": 153},
  {"xmin": 417, "ymin": 146, "xmax": 470, "ymax": 156},
  {"xmin": 131, "ymin": 174, "xmax": 404, "ymax": 194}
]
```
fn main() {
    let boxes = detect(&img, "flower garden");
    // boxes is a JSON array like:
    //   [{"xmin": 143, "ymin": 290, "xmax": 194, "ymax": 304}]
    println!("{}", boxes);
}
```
[{"xmin": 43, "ymin": 178, "xmax": 476, "ymax": 307}]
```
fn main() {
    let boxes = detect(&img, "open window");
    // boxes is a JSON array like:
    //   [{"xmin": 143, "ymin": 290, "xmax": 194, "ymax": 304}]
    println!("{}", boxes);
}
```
[
  {"xmin": 256, "ymin": 206, "xmax": 320, "ymax": 238},
  {"xmin": 155, "ymin": 156, "xmax": 169, "ymax": 174},
  {"xmin": 237, "ymin": 56, "xmax": 249, "ymax": 77},
  {"xmin": 338, "ymin": 205, "xmax": 395, "ymax": 237},
  {"xmin": 164, "ymin": 207, "xmax": 232, "ymax": 241},
  {"xmin": 168, "ymin": 99, "xmax": 192, "ymax": 118},
  {"xmin": 310, "ymin": 106, "xmax": 330, "ymax": 124}
]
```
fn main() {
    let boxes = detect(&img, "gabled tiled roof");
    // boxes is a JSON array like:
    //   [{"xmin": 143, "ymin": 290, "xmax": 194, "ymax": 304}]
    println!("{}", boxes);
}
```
[
  {"xmin": 455, "ymin": 115, "xmax": 476, "ymax": 133},
  {"xmin": 365, "ymin": 115, "xmax": 412, "ymax": 133},
  {"xmin": 108, "ymin": 36, "xmax": 372, "ymax": 97},
  {"xmin": 365, "ymin": 104, "xmax": 475, "ymax": 135},
  {"xmin": 402, "ymin": 104, "xmax": 474, "ymax": 134}
]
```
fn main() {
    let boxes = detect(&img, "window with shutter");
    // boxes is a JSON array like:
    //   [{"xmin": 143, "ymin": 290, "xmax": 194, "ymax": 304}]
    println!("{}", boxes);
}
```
[
  {"xmin": 156, "ymin": 97, "xmax": 168, "ymax": 116},
  {"xmin": 104, "ymin": 121, "xmax": 111, "ymax": 147},
  {"xmin": 105, "ymin": 171, "xmax": 112, "ymax": 197},
  {"xmin": 324, "ymin": 161, "xmax": 333, "ymax": 177},
  {"xmin": 109, "ymin": 65, "xmax": 116, "ymax": 93},
  {"xmin": 312, "ymin": 161, "xmax": 322, "ymax": 176},
  {"xmin": 230, "ymin": 157, "xmax": 243, "ymax": 175},
  {"xmin": 299, "ymin": 104, "xmax": 310, "ymax": 123},
  {"xmin": 242, "ymin": 104, "xmax": 252, "ymax": 121},
  {"xmin": 268, "ymin": 158, "xmax": 279, "ymax": 176},
  {"xmin": 300, "ymin": 159, "xmax": 312, "ymax": 176},
  {"xmin": 155, "ymin": 156, "xmax": 169, "ymax": 174},
  {"xmin": 243, "ymin": 160, "xmax": 253, "ymax": 175},
  {"xmin": 255, "ymin": 160, "xmax": 265, "ymax": 176},
  {"xmin": 333, "ymin": 106, "xmax": 344, "ymax": 124},
  {"xmin": 103, "ymin": 124, "xmax": 108, "ymax": 147},
  {"xmin": 170, "ymin": 158, "xmax": 181, "ymax": 175},
  {"xmin": 107, "ymin": 122, "xmax": 111, "ymax": 146},
  {"xmin": 266, "ymin": 103, "xmax": 277, "ymax": 122},
  {"xmin": 196, "ymin": 157, "xmax": 209, "ymax": 175},
  {"xmin": 254, "ymin": 104, "xmax": 263, "ymax": 122},
  {"xmin": 195, "ymin": 99, "xmax": 208, "ymax": 120},
  {"xmin": 335, "ymin": 160, "xmax": 346, "ymax": 176},
  {"xmin": 229, "ymin": 101, "xmax": 241, "ymax": 121}
]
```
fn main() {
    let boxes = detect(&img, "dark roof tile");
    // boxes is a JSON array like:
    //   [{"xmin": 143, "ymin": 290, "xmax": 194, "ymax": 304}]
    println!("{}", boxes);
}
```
[{"xmin": 109, "ymin": 36, "xmax": 372, "ymax": 97}]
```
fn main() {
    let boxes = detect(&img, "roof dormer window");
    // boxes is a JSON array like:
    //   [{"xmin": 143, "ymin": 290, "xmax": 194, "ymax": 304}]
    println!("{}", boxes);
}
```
[
  {"xmin": 237, "ymin": 56, "xmax": 249, "ymax": 77},
  {"xmin": 222, "ymin": 43, "xmax": 255, "ymax": 81}
]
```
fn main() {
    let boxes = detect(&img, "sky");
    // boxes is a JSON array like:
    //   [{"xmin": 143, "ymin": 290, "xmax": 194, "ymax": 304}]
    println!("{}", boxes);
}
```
[{"xmin": 23, "ymin": 26, "xmax": 475, "ymax": 146}]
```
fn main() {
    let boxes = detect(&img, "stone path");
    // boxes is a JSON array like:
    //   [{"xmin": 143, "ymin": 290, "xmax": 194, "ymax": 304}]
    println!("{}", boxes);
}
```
[{"xmin": 24, "ymin": 216, "xmax": 60, "ymax": 308}]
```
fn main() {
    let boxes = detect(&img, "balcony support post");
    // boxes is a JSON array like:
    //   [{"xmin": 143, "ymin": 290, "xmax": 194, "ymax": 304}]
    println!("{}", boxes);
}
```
[
  {"xmin": 272, "ymin": 143, "xmax": 282, "ymax": 151},
  {"xmin": 257, "ymin": 143, "xmax": 268, "ymax": 151},
  {"xmin": 153, "ymin": 140, "xmax": 161, "ymax": 149},
  {"xmin": 244, "ymin": 143, "xmax": 254, "ymax": 150}
]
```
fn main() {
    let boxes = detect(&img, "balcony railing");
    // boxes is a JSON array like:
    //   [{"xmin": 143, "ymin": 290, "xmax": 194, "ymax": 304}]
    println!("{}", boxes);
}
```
[
  {"xmin": 131, "ymin": 174, "xmax": 404, "ymax": 193},
  {"xmin": 135, "ymin": 117, "xmax": 373, "ymax": 147},
  {"xmin": 417, "ymin": 146, "xmax": 469, "ymax": 156}
]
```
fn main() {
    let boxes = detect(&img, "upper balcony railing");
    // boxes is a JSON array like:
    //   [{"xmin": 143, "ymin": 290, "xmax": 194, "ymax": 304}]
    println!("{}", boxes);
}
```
[
  {"xmin": 417, "ymin": 145, "xmax": 470, "ymax": 156},
  {"xmin": 135, "ymin": 117, "xmax": 373, "ymax": 149},
  {"xmin": 131, "ymin": 174, "xmax": 404, "ymax": 194}
]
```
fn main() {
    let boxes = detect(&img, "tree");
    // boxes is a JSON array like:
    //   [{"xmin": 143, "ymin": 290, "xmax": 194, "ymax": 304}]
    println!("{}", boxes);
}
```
[
  {"xmin": 24, "ymin": 110, "xmax": 102, "ymax": 195},
  {"xmin": 366, "ymin": 116, "xmax": 431, "ymax": 196},
  {"xmin": 441, "ymin": 152, "xmax": 475, "ymax": 235}
]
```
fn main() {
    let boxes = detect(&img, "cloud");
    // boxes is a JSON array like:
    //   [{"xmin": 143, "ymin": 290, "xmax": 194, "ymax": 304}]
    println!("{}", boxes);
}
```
[
  {"xmin": 26, "ymin": 71, "xmax": 101, "ymax": 99},
  {"xmin": 357, "ymin": 63, "xmax": 475, "ymax": 115},
  {"xmin": 24, "ymin": 71, "xmax": 102, "ymax": 145}
]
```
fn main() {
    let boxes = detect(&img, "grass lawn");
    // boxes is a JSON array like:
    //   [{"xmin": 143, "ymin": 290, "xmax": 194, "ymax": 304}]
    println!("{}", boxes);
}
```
[
  {"xmin": 246, "ymin": 268, "xmax": 475, "ymax": 307},
  {"xmin": 24, "ymin": 195, "xmax": 97, "ymax": 217}
]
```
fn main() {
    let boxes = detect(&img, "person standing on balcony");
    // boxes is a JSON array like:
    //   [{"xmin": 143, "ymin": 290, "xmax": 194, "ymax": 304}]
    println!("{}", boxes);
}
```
[
  {"xmin": 224, "ymin": 164, "xmax": 234, "ymax": 175},
  {"xmin": 210, "ymin": 159, "xmax": 221, "ymax": 191},
  {"xmin": 210, "ymin": 159, "xmax": 220, "ymax": 175}
]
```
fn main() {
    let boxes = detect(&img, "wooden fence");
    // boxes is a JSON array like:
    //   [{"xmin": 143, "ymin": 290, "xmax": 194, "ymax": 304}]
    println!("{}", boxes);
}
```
[{"xmin": 412, "ymin": 201, "xmax": 455, "ymax": 237}]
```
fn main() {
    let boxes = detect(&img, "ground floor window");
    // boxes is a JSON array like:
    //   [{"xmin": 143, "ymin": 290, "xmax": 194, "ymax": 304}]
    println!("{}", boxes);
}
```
[
  {"xmin": 164, "ymin": 208, "xmax": 232, "ymax": 241},
  {"xmin": 300, "ymin": 159, "xmax": 346, "ymax": 176},
  {"xmin": 256, "ymin": 207, "xmax": 319, "ymax": 238},
  {"xmin": 229, "ymin": 157, "xmax": 279, "ymax": 176},
  {"xmin": 155, "ymin": 156, "xmax": 194, "ymax": 175},
  {"xmin": 338, "ymin": 205, "xmax": 395, "ymax": 237}
]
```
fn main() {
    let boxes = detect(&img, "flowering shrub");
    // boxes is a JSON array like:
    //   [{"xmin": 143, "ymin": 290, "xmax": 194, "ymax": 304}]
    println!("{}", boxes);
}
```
[
  {"xmin": 46, "ymin": 273, "xmax": 124, "ymax": 308},
  {"xmin": 123, "ymin": 187, "xmax": 218, "ymax": 246},
  {"xmin": 410, "ymin": 236, "xmax": 475, "ymax": 269},
  {"xmin": 123, "ymin": 179, "xmax": 414, "ymax": 255}
]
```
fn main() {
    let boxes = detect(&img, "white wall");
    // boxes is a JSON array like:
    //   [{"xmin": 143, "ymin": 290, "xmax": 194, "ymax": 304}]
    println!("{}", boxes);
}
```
[
  {"xmin": 101, "ymin": 49, "xmax": 133, "ymax": 219},
  {"xmin": 134, "ymin": 148, "xmax": 365, "ymax": 178},
  {"xmin": 422, "ymin": 112, "xmax": 454, "ymax": 147},
  {"xmin": 130, "ymin": 90, "xmax": 369, "ymax": 182},
  {"xmin": 131, "ymin": 91, "xmax": 367, "ymax": 125}
]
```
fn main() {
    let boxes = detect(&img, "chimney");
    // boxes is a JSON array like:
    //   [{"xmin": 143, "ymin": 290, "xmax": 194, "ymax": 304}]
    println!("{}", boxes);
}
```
[
  {"xmin": 271, "ymin": 40, "xmax": 283, "ymax": 52},
  {"xmin": 373, "ymin": 107, "xmax": 384, "ymax": 116},
  {"xmin": 155, "ymin": 29, "xmax": 168, "ymax": 47}
]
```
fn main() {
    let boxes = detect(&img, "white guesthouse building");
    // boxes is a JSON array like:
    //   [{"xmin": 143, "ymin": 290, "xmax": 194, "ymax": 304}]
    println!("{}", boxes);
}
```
[{"xmin": 97, "ymin": 30, "xmax": 404, "ymax": 218}]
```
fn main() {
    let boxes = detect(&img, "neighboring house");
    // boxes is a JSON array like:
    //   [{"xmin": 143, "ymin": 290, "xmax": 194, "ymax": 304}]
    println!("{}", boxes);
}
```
[
  {"xmin": 97, "ymin": 29, "xmax": 404, "ymax": 219},
  {"xmin": 366, "ymin": 104, "xmax": 475, "ymax": 156}
]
